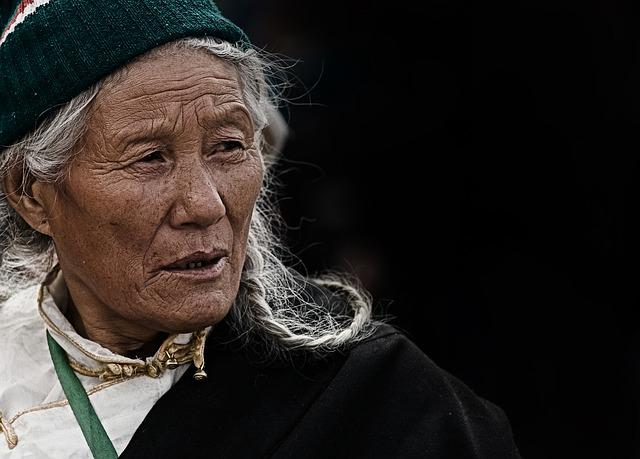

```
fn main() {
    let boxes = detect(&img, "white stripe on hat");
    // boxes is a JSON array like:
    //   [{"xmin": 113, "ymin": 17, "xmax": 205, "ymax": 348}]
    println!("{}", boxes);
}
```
[{"xmin": 0, "ymin": 0, "xmax": 53, "ymax": 46}]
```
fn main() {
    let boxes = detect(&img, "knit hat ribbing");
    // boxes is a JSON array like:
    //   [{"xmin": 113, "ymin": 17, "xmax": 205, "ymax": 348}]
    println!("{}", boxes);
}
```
[{"xmin": 0, "ymin": 0, "xmax": 247, "ymax": 148}]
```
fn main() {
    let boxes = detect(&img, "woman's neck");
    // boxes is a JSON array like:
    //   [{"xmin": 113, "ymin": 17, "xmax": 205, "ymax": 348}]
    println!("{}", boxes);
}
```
[
  {"xmin": 48, "ymin": 271, "xmax": 165, "ymax": 358},
  {"xmin": 64, "ymin": 300, "xmax": 166, "ymax": 358}
]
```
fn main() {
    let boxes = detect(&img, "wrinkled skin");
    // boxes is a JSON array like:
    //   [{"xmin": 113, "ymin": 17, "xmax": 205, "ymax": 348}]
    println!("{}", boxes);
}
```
[{"xmin": 24, "ymin": 49, "xmax": 263, "ymax": 354}]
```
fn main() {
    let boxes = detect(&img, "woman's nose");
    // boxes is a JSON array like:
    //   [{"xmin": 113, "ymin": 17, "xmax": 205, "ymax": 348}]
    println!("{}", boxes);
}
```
[{"xmin": 169, "ymin": 161, "xmax": 226, "ymax": 229}]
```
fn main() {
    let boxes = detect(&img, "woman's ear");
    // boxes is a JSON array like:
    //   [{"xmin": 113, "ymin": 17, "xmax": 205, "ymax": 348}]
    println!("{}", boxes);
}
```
[
  {"xmin": 262, "ymin": 104, "xmax": 289, "ymax": 158},
  {"xmin": 2, "ymin": 164, "xmax": 54, "ymax": 236}
]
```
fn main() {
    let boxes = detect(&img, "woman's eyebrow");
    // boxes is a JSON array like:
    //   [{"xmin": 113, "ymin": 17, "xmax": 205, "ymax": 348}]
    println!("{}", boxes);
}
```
[{"xmin": 193, "ymin": 103, "xmax": 253, "ymax": 132}]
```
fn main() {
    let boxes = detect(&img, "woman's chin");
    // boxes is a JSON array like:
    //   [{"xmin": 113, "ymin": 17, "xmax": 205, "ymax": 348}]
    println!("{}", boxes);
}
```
[{"xmin": 152, "ymin": 296, "xmax": 232, "ymax": 333}]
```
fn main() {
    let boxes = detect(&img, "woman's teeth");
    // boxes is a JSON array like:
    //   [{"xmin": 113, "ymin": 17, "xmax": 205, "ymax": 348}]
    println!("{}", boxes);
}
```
[{"xmin": 174, "ymin": 261, "xmax": 205, "ymax": 269}]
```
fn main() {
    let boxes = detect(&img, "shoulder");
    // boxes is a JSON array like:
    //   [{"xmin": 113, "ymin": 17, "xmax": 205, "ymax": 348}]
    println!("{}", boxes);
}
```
[
  {"xmin": 346, "ymin": 322, "xmax": 496, "ymax": 411},
  {"xmin": 0, "ymin": 284, "xmax": 40, "ymax": 331},
  {"xmin": 0, "ymin": 285, "xmax": 43, "ymax": 360},
  {"xmin": 274, "ymin": 322, "xmax": 522, "ymax": 459},
  {"xmin": 349, "ymin": 323, "xmax": 513, "ymax": 424}
]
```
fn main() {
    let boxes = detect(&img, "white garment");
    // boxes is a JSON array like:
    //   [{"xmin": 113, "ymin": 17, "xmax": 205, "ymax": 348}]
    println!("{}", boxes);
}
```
[{"xmin": 0, "ymin": 283, "xmax": 198, "ymax": 458}]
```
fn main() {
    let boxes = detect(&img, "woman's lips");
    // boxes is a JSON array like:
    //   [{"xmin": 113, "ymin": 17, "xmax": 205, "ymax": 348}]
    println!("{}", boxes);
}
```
[{"xmin": 162, "ymin": 256, "xmax": 228, "ymax": 280}]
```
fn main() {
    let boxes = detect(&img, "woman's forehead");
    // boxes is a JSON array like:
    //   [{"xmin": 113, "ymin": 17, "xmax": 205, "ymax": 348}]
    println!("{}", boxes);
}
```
[
  {"xmin": 90, "ymin": 50, "xmax": 248, "ymax": 130},
  {"xmin": 96, "ymin": 49, "xmax": 241, "ymax": 105}
]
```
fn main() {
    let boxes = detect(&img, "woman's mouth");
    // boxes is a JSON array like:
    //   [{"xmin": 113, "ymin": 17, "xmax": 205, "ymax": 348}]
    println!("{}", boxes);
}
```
[{"xmin": 162, "ymin": 253, "xmax": 229, "ymax": 279}]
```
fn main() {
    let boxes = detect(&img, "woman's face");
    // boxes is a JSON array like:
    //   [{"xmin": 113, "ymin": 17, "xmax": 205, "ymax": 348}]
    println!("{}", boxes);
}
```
[{"xmin": 38, "ymin": 48, "xmax": 263, "ymax": 334}]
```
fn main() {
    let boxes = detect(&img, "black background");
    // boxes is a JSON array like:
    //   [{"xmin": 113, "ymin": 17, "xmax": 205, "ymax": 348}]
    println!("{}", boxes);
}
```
[{"xmin": 218, "ymin": 1, "xmax": 640, "ymax": 458}]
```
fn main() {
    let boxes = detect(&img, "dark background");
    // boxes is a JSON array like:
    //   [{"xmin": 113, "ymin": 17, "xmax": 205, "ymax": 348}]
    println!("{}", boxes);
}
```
[{"xmin": 218, "ymin": 1, "xmax": 640, "ymax": 458}]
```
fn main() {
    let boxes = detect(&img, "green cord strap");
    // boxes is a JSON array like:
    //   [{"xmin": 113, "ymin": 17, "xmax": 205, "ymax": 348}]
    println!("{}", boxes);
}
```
[{"xmin": 46, "ymin": 331, "xmax": 118, "ymax": 459}]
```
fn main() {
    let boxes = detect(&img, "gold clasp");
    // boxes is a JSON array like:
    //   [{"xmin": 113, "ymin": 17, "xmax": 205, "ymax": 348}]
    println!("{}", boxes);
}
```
[{"xmin": 165, "ymin": 351, "xmax": 179, "ymax": 369}]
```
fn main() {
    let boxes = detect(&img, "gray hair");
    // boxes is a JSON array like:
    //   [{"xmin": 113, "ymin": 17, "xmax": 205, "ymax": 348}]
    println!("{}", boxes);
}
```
[{"xmin": 0, "ymin": 37, "xmax": 376, "ymax": 361}]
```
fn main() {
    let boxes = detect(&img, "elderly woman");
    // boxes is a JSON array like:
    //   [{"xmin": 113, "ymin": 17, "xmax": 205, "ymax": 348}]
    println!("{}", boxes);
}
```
[{"xmin": 0, "ymin": 1, "xmax": 521, "ymax": 458}]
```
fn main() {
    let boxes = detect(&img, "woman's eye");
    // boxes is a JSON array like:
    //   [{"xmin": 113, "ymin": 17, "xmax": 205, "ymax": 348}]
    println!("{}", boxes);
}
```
[
  {"xmin": 138, "ymin": 151, "xmax": 165, "ymax": 163},
  {"xmin": 212, "ymin": 141, "xmax": 244, "ymax": 155}
]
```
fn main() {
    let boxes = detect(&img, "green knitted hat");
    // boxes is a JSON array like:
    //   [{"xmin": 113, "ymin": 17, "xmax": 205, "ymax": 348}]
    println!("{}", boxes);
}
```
[{"xmin": 0, "ymin": 0, "xmax": 247, "ymax": 148}]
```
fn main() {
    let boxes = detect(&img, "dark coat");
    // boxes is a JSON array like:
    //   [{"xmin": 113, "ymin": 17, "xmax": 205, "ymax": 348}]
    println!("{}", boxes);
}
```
[{"xmin": 120, "ymin": 317, "xmax": 521, "ymax": 459}]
